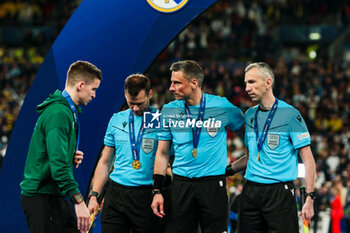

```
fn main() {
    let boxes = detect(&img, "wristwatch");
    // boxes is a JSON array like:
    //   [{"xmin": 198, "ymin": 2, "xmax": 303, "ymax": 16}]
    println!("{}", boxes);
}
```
[
  {"xmin": 306, "ymin": 192, "xmax": 316, "ymax": 200},
  {"xmin": 71, "ymin": 193, "xmax": 84, "ymax": 204},
  {"xmin": 89, "ymin": 190, "xmax": 99, "ymax": 198},
  {"xmin": 152, "ymin": 189, "xmax": 162, "ymax": 195}
]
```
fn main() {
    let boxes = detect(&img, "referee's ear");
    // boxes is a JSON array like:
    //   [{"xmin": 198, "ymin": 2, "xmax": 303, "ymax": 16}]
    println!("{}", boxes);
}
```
[
  {"xmin": 190, "ymin": 79, "xmax": 199, "ymax": 90},
  {"xmin": 148, "ymin": 89, "xmax": 153, "ymax": 99},
  {"xmin": 265, "ymin": 76, "xmax": 273, "ymax": 91}
]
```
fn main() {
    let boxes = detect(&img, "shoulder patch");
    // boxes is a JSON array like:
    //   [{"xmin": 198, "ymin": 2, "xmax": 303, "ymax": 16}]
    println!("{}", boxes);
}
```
[{"xmin": 297, "ymin": 132, "xmax": 310, "ymax": 140}]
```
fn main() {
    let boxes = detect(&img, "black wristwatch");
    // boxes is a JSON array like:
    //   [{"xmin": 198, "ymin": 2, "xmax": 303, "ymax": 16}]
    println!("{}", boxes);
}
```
[
  {"xmin": 152, "ymin": 189, "xmax": 162, "ymax": 195},
  {"xmin": 71, "ymin": 193, "xmax": 84, "ymax": 204},
  {"xmin": 89, "ymin": 190, "xmax": 99, "ymax": 198},
  {"xmin": 306, "ymin": 192, "xmax": 316, "ymax": 200}
]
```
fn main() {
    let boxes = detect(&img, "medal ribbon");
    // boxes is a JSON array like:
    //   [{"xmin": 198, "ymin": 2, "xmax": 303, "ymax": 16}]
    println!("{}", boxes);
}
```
[
  {"xmin": 185, "ymin": 94, "xmax": 205, "ymax": 151},
  {"xmin": 254, "ymin": 98, "xmax": 278, "ymax": 154},
  {"xmin": 62, "ymin": 90, "xmax": 80, "ymax": 150},
  {"xmin": 129, "ymin": 109, "xmax": 148, "ymax": 161}
]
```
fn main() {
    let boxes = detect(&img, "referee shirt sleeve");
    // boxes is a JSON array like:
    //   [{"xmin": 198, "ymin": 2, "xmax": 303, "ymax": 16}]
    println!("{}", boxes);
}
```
[
  {"xmin": 288, "ymin": 110, "xmax": 311, "ymax": 149},
  {"xmin": 226, "ymin": 99, "xmax": 244, "ymax": 132}
]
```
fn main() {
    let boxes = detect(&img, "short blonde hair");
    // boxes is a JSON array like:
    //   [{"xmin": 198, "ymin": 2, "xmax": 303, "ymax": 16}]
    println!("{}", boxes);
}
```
[{"xmin": 66, "ymin": 60, "xmax": 102, "ymax": 86}]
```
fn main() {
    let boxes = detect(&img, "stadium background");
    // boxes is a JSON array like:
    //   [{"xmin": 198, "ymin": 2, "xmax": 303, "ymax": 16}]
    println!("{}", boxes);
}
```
[{"xmin": 0, "ymin": 0, "xmax": 349, "ymax": 232}]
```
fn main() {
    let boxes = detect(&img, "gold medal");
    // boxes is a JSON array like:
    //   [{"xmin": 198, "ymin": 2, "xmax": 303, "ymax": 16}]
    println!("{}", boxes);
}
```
[
  {"xmin": 132, "ymin": 160, "xmax": 141, "ymax": 170},
  {"xmin": 192, "ymin": 148, "xmax": 198, "ymax": 158},
  {"xmin": 257, "ymin": 152, "xmax": 260, "ymax": 161}
]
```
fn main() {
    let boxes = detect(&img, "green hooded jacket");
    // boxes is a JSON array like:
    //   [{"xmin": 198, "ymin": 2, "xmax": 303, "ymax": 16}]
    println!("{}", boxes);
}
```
[{"xmin": 20, "ymin": 90, "xmax": 82, "ymax": 200}]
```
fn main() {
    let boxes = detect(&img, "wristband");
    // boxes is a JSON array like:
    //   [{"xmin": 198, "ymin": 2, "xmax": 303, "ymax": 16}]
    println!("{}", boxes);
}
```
[
  {"xmin": 152, "ymin": 174, "xmax": 165, "ymax": 191},
  {"xmin": 89, "ymin": 190, "xmax": 99, "ymax": 198},
  {"xmin": 152, "ymin": 189, "xmax": 162, "ymax": 195},
  {"xmin": 225, "ymin": 164, "xmax": 235, "ymax": 177},
  {"xmin": 306, "ymin": 192, "xmax": 316, "ymax": 200},
  {"xmin": 71, "ymin": 193, "xmax": 84, "ymax": 204}
]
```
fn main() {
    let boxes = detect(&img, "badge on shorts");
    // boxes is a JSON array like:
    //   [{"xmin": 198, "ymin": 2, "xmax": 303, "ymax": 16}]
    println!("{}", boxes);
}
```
[
  {"xmin": 142, "ymin": 138, "xmax": 155, "ymax": 154},
  {"xmin": 267, "ymin": 134, "xmax": 280, "ymax": 150},
  {"xmin": 207, "ymin": 127, "xmax": 218, "ymax": 138}
]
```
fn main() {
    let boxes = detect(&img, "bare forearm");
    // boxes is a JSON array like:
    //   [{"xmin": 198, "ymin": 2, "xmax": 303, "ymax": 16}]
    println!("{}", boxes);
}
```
[
  {"xmin": 154, "ymin": 140, "xmax": 170, "ymax": 175},
  {"xmin": 300, "ymin": 146, "xmax": 316, "ymax": 193},
  {"xmin": 231, "ymin": 154, "xmax": 248, "ymax": 173},
  {"xmin": 154, "ymin": 152, "xmax": 169, "ymax": 175},
  {"xmin": 92, "ymin": 161, "xmax": 110, "ymax": 192},
  {"xmin": 305, "ymin": 169, "xmax": 315, "ymax": 193},
  {"xmin": 300, "ymin": 146, "xmax": 315, "ymax": 220},
  {"xmin": 303, "ymin": 153, "xmax": 316, "ymax": 192},
  {"xmin": 91, "ymin": 147, "xmax": 114, "ymax": 192}
]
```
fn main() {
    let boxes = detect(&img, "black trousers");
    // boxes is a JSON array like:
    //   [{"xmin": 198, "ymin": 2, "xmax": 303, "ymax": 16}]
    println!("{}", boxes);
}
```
[
  {"xmin": 21, "ymin": 194, "xmax": 78, "ymax": 233},
  {"xmin": 101, "ymin": 180, "xmax": 160, "ymax": 233},
  {"xmin": 165, "ymin": 174, "xmax": 228, "ymax": 233},
  {"xmin": 238, "ymin": 180, "xmax": 299, "ymax": 233}
]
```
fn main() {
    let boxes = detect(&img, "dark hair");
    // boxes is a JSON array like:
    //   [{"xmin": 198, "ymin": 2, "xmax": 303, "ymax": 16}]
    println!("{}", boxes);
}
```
[
  {"xmin": 170, "ymin": 60, "xmax": 204, "ymax": 87},
  {"xmin": 124, "ymin": 74, "xmax": 151, "ymax": 96},
  {"xmin": 66, "ymin": 60, "xmax": 102, "ymax": 86}
]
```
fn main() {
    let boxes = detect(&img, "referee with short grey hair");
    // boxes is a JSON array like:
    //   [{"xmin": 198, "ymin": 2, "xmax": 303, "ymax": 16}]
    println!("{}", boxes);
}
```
[{"xmin": 227, "ymin": 62, "xmax": 316, "ymax": 233}]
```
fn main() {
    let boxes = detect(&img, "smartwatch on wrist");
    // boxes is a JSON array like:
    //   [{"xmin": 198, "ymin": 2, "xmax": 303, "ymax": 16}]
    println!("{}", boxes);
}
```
[{"xmin": 71, "ymin": 193, "xmax": 84, "ymax": 204}]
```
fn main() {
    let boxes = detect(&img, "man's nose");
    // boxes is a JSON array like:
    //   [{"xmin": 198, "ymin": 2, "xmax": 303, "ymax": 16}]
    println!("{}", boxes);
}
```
[{"xmin": 245, "ymin": 84, "xmax": 250, "ymax": 92}]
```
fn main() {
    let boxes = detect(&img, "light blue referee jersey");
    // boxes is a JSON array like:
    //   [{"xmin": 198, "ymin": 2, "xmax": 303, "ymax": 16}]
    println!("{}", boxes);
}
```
[
  {"xmin": 104, "ymin": 107, "xmax": 158, "ymax": 186},
  {"xmin": 158, "ymin": 93, "xmax": 244, "ymax": 178},
  {"xmin": 244, "ymin": 100, "xmax": 311, "ymax": 184}
]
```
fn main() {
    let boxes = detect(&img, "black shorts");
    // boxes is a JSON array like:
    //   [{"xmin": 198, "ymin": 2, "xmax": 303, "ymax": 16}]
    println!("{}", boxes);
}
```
[
  {"xmin": 101, "ymin": 180, "xmax": 160, "ymax": 233},
  {"xmin": 238, "ymin": 180, "xmax": 298, "ymax": 233},
  {"xmin": 21, "ymin": 194, "xmax": 78, "ymax": 233},
  {"xmin": 165, "ymin": 174, "xmax": 228, "ymax": 233}
]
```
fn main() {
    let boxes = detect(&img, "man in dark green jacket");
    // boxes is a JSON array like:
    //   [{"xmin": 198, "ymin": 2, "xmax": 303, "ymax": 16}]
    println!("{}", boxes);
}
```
[{"xmin": 20, "ymin": 60, "xmax": 102, "ymax": 233}]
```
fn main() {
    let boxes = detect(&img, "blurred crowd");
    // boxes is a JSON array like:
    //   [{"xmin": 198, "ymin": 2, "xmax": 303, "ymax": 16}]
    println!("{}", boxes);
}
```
[
  {"xmin": 1, "ymin": 0, "xmax": 350, "ymax": 232},
  {"xmin": 0, "ymin": 0, "xmax": 81, "ymax": 26}
]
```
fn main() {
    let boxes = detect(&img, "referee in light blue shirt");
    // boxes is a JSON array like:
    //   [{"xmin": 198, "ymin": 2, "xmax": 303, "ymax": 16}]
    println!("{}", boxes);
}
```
[
  {"xmin": 226, "ymin": 62, "xmax": 316, "ymax": 233},
  {"xmin": 88, "ymin": 74, "xmax": 161, "ymax": 233},
  {"xmin": 151, "ymin": 60, "xmax": 244, "ymax": 233}
]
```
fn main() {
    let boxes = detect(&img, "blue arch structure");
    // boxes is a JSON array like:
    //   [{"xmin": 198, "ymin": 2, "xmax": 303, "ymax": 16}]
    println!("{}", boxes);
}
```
[{"xmin": 0, "ymin": 0, "xmax": 218, "ymax": 232}]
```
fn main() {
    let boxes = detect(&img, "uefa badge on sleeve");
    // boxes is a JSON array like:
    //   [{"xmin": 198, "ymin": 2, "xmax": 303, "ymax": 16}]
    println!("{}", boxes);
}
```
[
  {"xmin": 146, "ymin": 0, "xmax": 189, "ymax": 13},
  {"xmin": 144, "ymin": 110, "xmax": 161, "ymax": 129}
]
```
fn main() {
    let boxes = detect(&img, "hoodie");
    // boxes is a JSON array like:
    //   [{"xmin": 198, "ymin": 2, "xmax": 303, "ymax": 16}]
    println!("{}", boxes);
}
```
[{"xmin": 20, "ymin": 90, "xmax": 82, "ymax": 200}]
